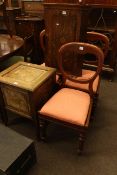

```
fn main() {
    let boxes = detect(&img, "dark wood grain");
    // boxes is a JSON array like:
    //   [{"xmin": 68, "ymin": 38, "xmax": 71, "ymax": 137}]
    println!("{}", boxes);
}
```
[
  {"xmin": 0, "ymin": 34, "xmax": 24, "ymax": 61},
  {"xmin": 44, "ymin": 3, "xmax": 90, "ymax": 71}
]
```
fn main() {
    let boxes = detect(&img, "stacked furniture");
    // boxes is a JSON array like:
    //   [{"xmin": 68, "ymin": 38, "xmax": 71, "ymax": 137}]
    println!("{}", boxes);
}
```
[
  {"xmin": 38, "ymin": 41, "xmax": 104, "ymax": 154},
  {"xmin": 37, "ymin": 0, "xmax": 109, "ymax": 154}
]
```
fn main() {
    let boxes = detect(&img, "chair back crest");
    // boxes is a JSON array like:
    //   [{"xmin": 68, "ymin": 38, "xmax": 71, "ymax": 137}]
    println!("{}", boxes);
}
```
[
  {"xmin": 58, "ymin": 42, "xmax": 104, "ymax": 96},
  {"xmin": 85, "ymin": 31, "xmax": 109, "ymax": 65}
]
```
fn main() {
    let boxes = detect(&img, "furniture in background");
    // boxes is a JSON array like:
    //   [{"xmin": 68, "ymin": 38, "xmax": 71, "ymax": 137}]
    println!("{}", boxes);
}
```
[
  {"xmin": 21, "ymin": 0, "xmax": 44, "ymax": 16},
  {"xmin": 0, "ymin": 62, "xmax": 56, "ymax": 136},
  {"xmin": 0, "ymin": 34, "xmax": 24, "ymax": 64},
  {"xmin": 15, "ymin": 15, "xmax": 44, "ymax": 64},
  {"xmin": 0, "ymin": 1, "xmax": 16, "ymax": 36},
  {"xmin": 43, "ymin": 0, "xmax": 117, "ymax": 79},
  {"xmin": 87, "ymin": 4, "xmax": 117, "ymax": 79},
  {"xmin": 38, "ymin": 42, "xmax": 104, "ymax": 154},
  {"xmin": 0, "ymin": 33, "xmax": 33, "ymax": 71},
  {"xmin": 1, "ymin": 33, "xmax": 35, "ymax": 70},
  {"xmin": 43, "ymin": 0, "xmax": 90, "ymax": 70},
  {"xmin": 0, "ymin": 1, "xmax": 45, "ymax": 64},
  {"xmin": 5, "ymin": 0, "xmax": 22, "ymax": 7}
]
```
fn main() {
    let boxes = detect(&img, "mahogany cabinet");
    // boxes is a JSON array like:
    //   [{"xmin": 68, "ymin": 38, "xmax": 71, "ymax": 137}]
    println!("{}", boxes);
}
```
[{"xmin": 44, "ymin": 1, "xmax": 90, "ymax": 70}]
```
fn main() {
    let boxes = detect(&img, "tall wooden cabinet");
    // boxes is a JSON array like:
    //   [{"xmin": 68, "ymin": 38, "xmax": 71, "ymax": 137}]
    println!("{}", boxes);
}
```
[{"xmin": 44, "ymin": 0, "xmax": 90, "ymax": 69}]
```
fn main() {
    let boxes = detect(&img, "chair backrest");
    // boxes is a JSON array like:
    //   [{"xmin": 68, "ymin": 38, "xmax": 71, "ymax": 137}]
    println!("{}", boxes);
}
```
[
  {"xmin": 40, "ymin": 29, "xmax": 46, "ymax": 54},
  {"xmin": 40, "ymin": 29, "xmax": 109, "ymax": 69},
  {"xmin": 85, "ymin": 31, "xmax": 109, "ymax": 65},
  {"xmin": 0, "ymin": 1, "xmax": 16, "ymax": 37},
  {"xmin": 40, "ymin": 29, "xmax": 82, "ymax": 75},
  {"xmin": 58, "ymin": 42, "xmax": 104, "ymax": 97},
  {"xmin": 86, "ymin": 31, "xmax": 109, "ymax": 57},
  {"xmin": 22, "ymin": 33, "xmax": 34, "ymax": 62}
]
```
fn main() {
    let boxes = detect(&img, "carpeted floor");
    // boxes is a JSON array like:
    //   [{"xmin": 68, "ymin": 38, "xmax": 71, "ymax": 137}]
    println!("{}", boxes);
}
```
[{"xmin": 0, "ymin": 73, "xmax": 117, "ymax": 175}]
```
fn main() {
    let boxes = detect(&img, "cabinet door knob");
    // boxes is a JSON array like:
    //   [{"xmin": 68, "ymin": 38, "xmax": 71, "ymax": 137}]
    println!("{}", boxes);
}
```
[
  {"xmin": 56, "ymin": 23, "xmax": 60, "ymax": 26},
  {"xmin": 62, "ymin": 11, "xmax": 67, "ymax": 15}
]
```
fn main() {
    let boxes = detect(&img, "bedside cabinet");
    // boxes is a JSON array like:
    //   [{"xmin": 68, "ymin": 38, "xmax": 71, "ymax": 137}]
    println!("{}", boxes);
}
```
[{"xmin": 0, "ymin": 62, "xmax": 56, "ymax": 135}]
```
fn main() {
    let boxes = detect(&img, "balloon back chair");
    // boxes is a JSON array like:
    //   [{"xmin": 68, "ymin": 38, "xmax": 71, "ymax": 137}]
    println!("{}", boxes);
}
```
[
  {"xmin": 39, "ymin": 29, "xmax": 62, "ymax": 87},
  {"xmin": 40, "ymin": 29, "xmax": 109, "ymax": 96},
  {"xmin": 65, "ymin": 32, "xmax": 109, "ymax": 106},
  {"xmin": 38, "ymin": 42, "xmax": 104, "ymax": 154}
]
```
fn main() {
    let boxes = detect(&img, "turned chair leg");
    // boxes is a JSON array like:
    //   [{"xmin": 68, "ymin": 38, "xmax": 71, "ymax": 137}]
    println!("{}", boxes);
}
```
[
  {"xmin": 77, "ymin": 131, "xmax": 86, "ymax": 155},
  {"xmin": 39, "ymin": 119, "xmax": 48, "ymax": 141},
  {"xmin": 91, "ymin": 93, "xmax": 99, "ymax": 120},
  {"xmin": 0, "ymin": 108, "xmax": 8, "ymax": 126}
]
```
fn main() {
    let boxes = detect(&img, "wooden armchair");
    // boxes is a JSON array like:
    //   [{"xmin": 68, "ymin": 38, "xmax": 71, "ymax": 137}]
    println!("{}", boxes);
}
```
[
  {"xmin": 38, "ymin": 42, "xmax": 104, "ymax": 154},
  {"xmin": 23, "ymin": 33, "xmax": 34, "ymax": 62}
]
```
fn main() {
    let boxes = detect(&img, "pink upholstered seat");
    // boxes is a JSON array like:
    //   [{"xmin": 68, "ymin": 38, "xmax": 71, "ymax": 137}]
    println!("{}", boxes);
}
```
[
  {"xmin": 40, "ymin": 88, "xmax": 90, "ymax": 126},
  {"xmin": 65, "ymin": 69, "xmax": 99, "ymax": 93}
]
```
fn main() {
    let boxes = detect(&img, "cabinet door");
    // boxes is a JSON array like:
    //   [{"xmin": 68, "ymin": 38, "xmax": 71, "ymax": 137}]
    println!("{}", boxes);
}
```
[{"xmin": 44, "ymin": 4, "xmax": 89, "ymax": 70}]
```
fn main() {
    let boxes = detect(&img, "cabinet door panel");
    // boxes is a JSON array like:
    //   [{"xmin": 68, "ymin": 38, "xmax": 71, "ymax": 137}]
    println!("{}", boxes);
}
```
[{"xmin": 44, "ymin": 4, "xmax": 89, "ymax": 70}]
